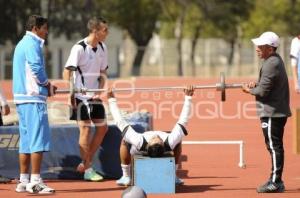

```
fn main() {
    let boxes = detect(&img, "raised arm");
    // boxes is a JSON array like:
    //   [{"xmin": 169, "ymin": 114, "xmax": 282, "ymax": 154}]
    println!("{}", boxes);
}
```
[
  {"xmin": 177, "ymin": 86, "xmax": 194, "ymax": 127},
  {"xmin": 167, "ymin": 85, "xmax": 194, "ymax": 149},
  {"xmin": 107, "ymin": 89, "xmax": 130, "ymax": 132},
  {"xmin": 107, "ymin": 88, "xmax": 144, "ymax": 148}
]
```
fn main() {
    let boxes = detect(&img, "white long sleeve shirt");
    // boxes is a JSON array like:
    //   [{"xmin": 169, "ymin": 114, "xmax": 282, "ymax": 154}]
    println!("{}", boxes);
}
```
[
  {"xmin": 290, "ymin": 37, "xmax": 300, "ymax": 67},
  {"xmin": 108, "ymin": 95, "xmax": 192, "ymax": 153}
]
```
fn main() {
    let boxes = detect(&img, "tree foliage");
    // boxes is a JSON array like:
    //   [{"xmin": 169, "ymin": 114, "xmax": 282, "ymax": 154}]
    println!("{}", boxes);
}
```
[
  {"xmin": 2, "ymin": 0, "xmax": 300, "ymax": 76},
  {"xmin": 241, "ymin": 0, "xmax": 300, "ymax": 37},
  {"xmin": 0, "ymin": 0, "xmax": 40, "ymax": 44},
  {"xmin": 159, "ymin": 0, "xmax": 254, "ymax": 74},
  {"xmin": 99, "ymin": 0, "xmax": 162, "ymax": 75},
  {"xmin": 285, "ymin": 0, "xmax": 300, "ymax": 35},
  {"xmin": 197, "ymin": 0, "xmax": 254, "ymax": 40},
  {"xmin": 48, "ymin": 0, "xmax": 102, "ymax": 40}
]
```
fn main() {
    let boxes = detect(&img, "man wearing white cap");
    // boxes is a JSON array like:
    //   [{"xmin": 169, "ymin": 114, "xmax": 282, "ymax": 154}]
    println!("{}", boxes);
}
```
[
  {"xmin": 290, "ymin": 35, "xmax": 300, "ymax": 93},
  {"xmin": 242, "ymin": 32, "xmax": 291, "ymax": 193}
]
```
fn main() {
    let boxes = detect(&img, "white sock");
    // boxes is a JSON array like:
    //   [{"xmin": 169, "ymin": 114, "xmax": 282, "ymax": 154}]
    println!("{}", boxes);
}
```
[
  {"xmin": 20, "ymin": 173, "xmax": 29, "ymax": 183},
  {"xmin": 121, "ymin": 164, "xmax": 131, "ymax": 177},
  {"xmin": 30, "ymin": 174, "xmax": 41, "ymax": 184}
]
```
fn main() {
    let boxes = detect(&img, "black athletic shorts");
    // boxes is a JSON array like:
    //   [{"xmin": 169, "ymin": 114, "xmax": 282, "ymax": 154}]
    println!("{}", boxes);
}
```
[
  {"xmin": 70, "ymin": 98, "xmax": 106, "ymax": 121},
  {"xmin": 0, "ymin": 114, "xmax": 3, "ymax": 126}
]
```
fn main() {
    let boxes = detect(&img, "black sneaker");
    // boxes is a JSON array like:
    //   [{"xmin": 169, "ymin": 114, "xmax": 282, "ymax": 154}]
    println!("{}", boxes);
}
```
[{"xmin": 257, "ymin": 180, "xmax": 285, "ymax": 193}]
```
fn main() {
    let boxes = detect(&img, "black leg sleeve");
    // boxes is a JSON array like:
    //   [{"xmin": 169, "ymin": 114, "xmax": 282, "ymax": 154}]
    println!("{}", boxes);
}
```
[{"xmin": 260, "ymin": 117, "xmax": 287, "ymax": 183}]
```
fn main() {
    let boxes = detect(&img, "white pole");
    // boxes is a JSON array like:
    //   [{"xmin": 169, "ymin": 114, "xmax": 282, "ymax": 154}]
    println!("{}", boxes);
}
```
[
  {"xmin": 238, "ymin": 141, "xmax": 246, "ymax": 168},
  {"xmin": 182, "ymin": 140, "xmax": 246, "ymax": 168}
]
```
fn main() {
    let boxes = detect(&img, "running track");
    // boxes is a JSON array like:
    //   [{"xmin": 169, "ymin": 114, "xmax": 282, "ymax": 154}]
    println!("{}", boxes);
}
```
[{"xmin": 0, "ymin": 76, "xmax": 300, "ymax": 198}]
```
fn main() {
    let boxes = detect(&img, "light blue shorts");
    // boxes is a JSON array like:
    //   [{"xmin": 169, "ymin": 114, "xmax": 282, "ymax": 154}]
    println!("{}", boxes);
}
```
[{"xmin": 16, "ymin": 103, "xmax": 51, "ymax": 153}]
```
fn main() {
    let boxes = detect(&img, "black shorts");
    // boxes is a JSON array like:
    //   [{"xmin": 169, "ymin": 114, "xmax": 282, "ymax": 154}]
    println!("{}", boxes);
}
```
[
  {"xmin": 70, "ymin": 98, "xmax": 106, "ymax": 121},
  {"xmin": 0, "ymin": 114, "xmax": 3, "ymax": 126}
]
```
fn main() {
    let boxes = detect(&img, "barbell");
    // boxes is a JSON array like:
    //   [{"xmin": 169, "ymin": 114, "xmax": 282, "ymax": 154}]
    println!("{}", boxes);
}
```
[{"xmin": 55, "ymin": 72, "xmax": 243, "ymax": 102}]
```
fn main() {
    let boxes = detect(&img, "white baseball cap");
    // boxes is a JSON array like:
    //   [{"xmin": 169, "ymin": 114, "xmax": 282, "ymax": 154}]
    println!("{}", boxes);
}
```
[{"xmin": 251, "ymin": 31, "xmax": 280, "ymax": 47}]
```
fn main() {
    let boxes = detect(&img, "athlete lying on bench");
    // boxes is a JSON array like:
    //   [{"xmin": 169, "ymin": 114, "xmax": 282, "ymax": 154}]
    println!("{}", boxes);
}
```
[{"xmin": 107, "ymin": 85, "xmax": 194, "ymax": 186}]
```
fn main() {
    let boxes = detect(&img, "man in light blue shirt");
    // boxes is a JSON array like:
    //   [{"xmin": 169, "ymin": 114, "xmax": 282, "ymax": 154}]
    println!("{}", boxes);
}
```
[{"xmin": 13, "ymin": 15, "xmax": 56, "ymax": 194}]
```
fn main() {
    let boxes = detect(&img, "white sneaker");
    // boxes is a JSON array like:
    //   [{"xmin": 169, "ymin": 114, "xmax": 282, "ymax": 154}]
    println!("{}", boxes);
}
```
[
  {"xmin": 116, "ymin": 175, "xmax": 131, "ymax": 186},
  {"xmin": 26, "ymin": 181, "xmax": 55, "ymax": 194},
  {"xmin": 15, "ymin": 182, "xmax": 28, "ymax": 193},
  {"xmin": 175, "ymin": 177, "xmax": 184, "ymax": 185}
]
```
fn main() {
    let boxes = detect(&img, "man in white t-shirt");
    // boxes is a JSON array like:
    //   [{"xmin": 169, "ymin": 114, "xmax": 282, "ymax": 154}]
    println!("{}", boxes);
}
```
[
  {"xmin": 63, "ymin": 17, "xmax": 109, "ymax": 181},
  {"xmin": 290, "ymin": 35, "xmax": 300, "ymax": 93},
  {"xmin": 107, "ymin": 86, "xmax": 194, "ymax": 186}
]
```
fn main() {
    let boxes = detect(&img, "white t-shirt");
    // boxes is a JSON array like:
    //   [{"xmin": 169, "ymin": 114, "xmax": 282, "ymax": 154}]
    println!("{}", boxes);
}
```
[
  {"xmin": 108, "ymin": 96, "xmax": 192, "ymax": 155},
  {"xmin": 290, "ymin": 37, "xmax": 300, "ymax": 67},
  {"xmin": 65, "ymin": 38, "xmax": 108, "ymax": 100},
  {"xmin": 128, "ymin": 131, "xmax": 172, "ymax": 155}
]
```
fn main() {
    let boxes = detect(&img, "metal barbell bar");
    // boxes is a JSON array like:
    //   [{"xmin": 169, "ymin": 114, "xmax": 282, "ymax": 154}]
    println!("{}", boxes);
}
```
[{"xmin": 55, "ymin": 72, "xmax": 243, "ymax": 102}]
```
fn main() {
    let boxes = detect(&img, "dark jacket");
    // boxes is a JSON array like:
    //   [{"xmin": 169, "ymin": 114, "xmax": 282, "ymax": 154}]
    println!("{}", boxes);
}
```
[{"xmin": 250, "ymin": 53, "xmax": 291, "ymax": 118}]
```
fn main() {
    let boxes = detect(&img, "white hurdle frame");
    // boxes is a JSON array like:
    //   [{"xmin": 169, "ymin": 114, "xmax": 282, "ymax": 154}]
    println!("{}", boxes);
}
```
[{"xmin": 182, "ymin": 140, "xmax": 246, "ymax": 168}]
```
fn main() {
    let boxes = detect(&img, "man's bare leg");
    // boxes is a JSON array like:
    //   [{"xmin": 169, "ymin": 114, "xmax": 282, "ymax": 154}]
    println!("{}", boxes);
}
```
[
  {"xmin": 120, "ymin": 140, "xmax": 131, "ymax": 165},
  {"xmin": 89, "ymin": 119, "xmax": 107, "ymax": 160},
  {"xmin": 78, "ymin": 120, "xmax": 91, "ymax": 169},
  {"xmin": 31, "ymin": 152, "xmax": 42, "ymax": 174},
  {"xmin": 173, "ymin": 143, "xmax": 182, "ymax": 165},
  {"xmin": 30, "ymin": 152, "xmax": 43, "ymax": 184},
  {"xmin": 78, "ymin": 120, "xmax": 105, "ymax": 181},
  {"xmin": 19, "ymin": 154, "xmax": 30, "ymax": 174},
  {"xmin": 116, "ymin": 139, "xmax": 132, "ymax": 186},
  {"xmin": 173, "ymin": 143, "xmax": 184, "ymax": 185}
]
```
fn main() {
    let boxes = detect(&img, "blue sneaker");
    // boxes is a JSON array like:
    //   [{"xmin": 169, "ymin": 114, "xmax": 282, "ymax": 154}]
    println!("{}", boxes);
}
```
[{"xmin": 116, "ymin": 176, "xmax": 131, "ymax": 186}]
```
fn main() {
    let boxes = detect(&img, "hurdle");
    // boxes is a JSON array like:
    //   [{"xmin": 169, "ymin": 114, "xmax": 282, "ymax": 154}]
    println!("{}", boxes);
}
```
[{"xmin": 182, "ymin": 140, "xmax": 246, "ymax": 168}]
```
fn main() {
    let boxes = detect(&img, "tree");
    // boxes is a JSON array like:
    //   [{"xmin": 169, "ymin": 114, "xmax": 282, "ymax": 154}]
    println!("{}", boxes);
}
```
[
  {"xmin": 99, "ymin": 0, "xmax": 162, "ymax": 76},
  {"xmin": 242, "ymin": 0, "xmax": 289, "ymax": 37},
  {"xmin": 212, "ymin": 0, "xmax": 253, "ymax": 73},
  {"xmin": 48, "ymin": 0, "xmax": 102, "ymax": 40},
  {"xmin": 49, "ymin": 0, "xmax": 163, "ymax": 76},
  {"xmin": 193, "ymin": 0, "xmax": 254, "ymax": 75},
  {"xmin": 0, "ymin": 0, "xmax": 162, "ymax": 77},
  {"xmin": 285, "ymin": 0, "xmax": 300, "ymax": 35},
  {"xmin": 159, "ymin": 0, "xmax": 254, "ymax": 76},
  {"xmin": 0, "ymin": 0, "xmax": 41, "ymax": 44},
  {"xmin": 159, "ymin": 0, "xmax": 192, "ymax": 76}
]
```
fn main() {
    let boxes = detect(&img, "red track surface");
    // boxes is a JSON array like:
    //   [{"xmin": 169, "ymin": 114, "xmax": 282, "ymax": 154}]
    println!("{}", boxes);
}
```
[{"xmin": 1, "ymin": 76, "xmax": 300, "ymax": 198}]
